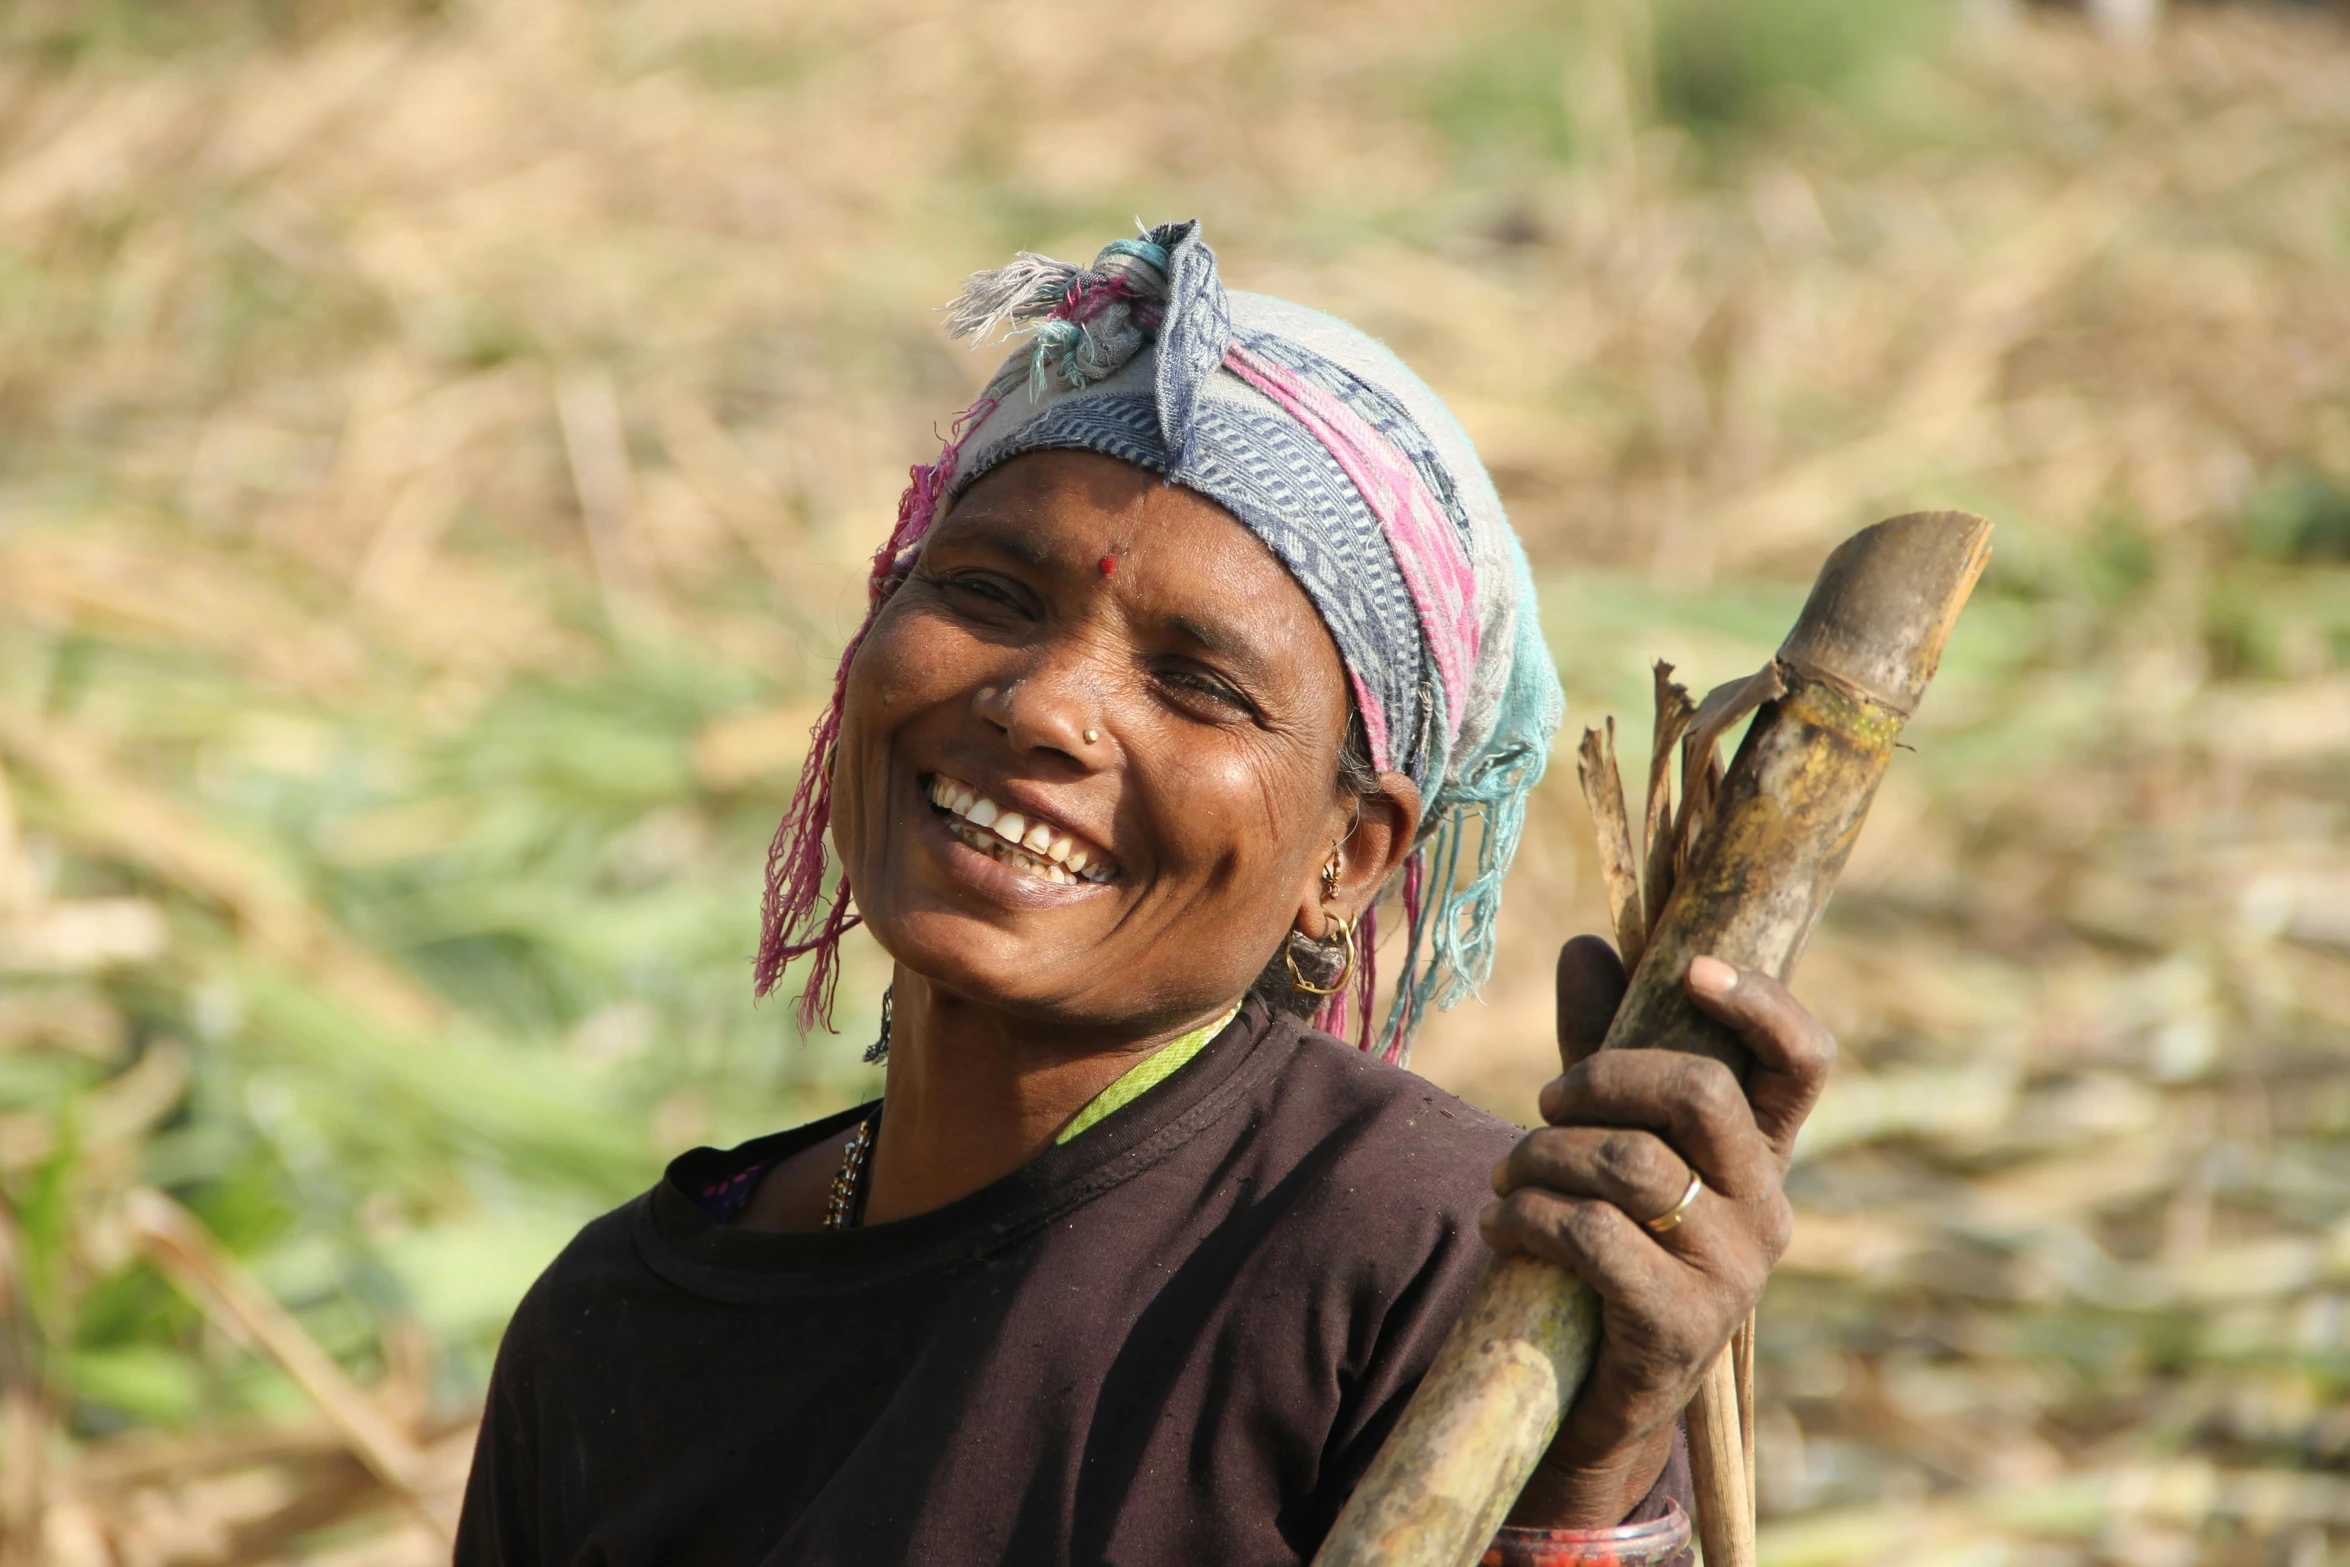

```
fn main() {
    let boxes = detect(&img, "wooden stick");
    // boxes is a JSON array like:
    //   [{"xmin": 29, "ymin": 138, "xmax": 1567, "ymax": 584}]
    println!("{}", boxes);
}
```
[
  {"xmin": 1688, "ymin": 1348, "xmax": 1754, "ymax": 1563},
  {"xmin": 1311, "ymin": 511, "xmax": 1992, "ymax": 1567},
  {"xmin": 1308, "ymin": 1254, "xmax": 1599, "ymax": 1567},
  {"xmin": 1736, "ymin": 1315, "xmax": 1757, "ymax": 1503}
]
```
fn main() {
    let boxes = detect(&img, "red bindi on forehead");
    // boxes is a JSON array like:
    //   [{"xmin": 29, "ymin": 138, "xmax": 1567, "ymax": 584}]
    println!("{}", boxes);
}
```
[{"xmin": 1098, "ymin": 555, "xmax": 1118, "ymax": 577}]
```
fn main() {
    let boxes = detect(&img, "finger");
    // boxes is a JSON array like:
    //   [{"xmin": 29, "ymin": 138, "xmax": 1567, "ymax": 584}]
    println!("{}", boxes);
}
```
[
  {"xmin": 1685, "ymin": 956, "xmax": 1837, "ymax": 1167},
  {"xmin": 1539, "ymin": 1050, "xmax": 1778, "ymax": 1200},
  {"xmin": 1479, "ymin": 1187, "xmax": 1684, "ymax": 1310},
  {"xmin": 1556, "ymin": 935, "xmax": 1628, "ymax": 1072},
  {"xmin": 1494, "ymin": 1126, "xmax": 1694, "ymax": 1235}
]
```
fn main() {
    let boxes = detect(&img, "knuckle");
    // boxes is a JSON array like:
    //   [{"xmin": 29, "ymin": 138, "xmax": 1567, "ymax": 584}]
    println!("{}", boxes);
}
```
[
  {"xmin": 1559, "ymin": 1197, "xmax": 1621, "ymax": 1255},
  {"xmin": 1593, "ymin": 1130, "xmax": 1657, "ymax": 1190},
  {"xmin": 1505, "ymin": 1188, "xmax": 1569, "ymax": 1244},
  {"xmin": 1678, "ymin": 1057, "xmax": 1742, "ymax": 1122}
]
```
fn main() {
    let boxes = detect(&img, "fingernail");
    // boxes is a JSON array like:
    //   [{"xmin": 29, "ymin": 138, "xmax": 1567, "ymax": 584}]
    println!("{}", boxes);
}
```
[{"xmin": 1688, "ymin": 955, "xmax": 1737, "ymax": 996}]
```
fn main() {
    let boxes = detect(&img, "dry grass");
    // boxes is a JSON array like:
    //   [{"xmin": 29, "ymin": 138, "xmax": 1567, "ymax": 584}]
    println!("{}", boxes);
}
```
[{"xmin": 1, "ymin": 0, "xmax": 2347, "ymax": 1561}]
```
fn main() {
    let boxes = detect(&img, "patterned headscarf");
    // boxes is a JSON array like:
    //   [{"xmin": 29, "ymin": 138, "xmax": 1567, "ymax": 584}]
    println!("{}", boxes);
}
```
[{"xmin": 759, "ymin": 220, "xmax": 1563, "ymax": 1062}]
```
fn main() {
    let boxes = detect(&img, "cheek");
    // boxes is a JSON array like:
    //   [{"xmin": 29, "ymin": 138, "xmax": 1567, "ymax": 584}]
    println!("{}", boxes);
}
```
[
  {"xmin": 1138, "ymin": 726, "xmax": 1331, "ymax": 878},
  {"xmin": 858, "ymin": 592, "xmax": 1006, "ymax": 716},
  {"xmin": 833, "ymin": 604, "xmax": 961, "ymax": 821},
  {"xmin": 848, "ymin": 598, "xmax": 947, "ymax": 706}
]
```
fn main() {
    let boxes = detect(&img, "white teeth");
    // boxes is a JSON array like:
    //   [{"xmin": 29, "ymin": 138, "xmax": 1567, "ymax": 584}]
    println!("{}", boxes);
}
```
[{"xmin": 927, "ymin": 774, "xmax": 1115, "ymax": 886}]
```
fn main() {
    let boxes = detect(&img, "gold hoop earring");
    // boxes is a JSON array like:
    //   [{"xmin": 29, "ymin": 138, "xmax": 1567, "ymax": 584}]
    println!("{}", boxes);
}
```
[{"xmin": 1286, "ymin": 914, "xmax": 1357, "ymax": 997}]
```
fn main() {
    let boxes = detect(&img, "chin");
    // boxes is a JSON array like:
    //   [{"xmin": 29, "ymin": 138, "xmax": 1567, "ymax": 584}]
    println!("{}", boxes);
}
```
[{"xmin": 866, "ymin": 904, "xmax": 1087, "ymax": 1013}]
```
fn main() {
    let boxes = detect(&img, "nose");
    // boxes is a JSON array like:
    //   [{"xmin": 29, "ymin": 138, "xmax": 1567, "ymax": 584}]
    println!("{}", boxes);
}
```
[{"xmin": 973, "ymin": 644, "xmax": 1107, "ymax": 764}]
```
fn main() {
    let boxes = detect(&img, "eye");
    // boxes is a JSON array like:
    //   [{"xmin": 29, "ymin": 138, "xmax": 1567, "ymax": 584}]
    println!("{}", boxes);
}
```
[
  {"xmin": 1154, "ymin": 661, "xmax": 1256, "ymax": 720},
  {"xmin": 931, "ymin": 571, "xmax": 1035, "ymax": 620}
]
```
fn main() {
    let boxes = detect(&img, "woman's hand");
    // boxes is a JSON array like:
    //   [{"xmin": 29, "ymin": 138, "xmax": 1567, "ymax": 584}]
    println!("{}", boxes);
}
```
[{"xmin": 1478, "ymin": 934, "xmax": 1836, "ymax": 1530}]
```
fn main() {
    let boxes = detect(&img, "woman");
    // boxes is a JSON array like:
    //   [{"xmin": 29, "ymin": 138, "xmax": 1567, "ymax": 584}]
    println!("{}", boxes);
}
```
[{"xmin": 456, "ymin": 222, "xmax": 1833, "ymax": 1567}]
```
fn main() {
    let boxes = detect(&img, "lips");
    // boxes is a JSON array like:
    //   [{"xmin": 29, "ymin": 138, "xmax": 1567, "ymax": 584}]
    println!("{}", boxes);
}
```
[{"xmin": 927, "ymin": 774, "xmax": 1118, "ymax": 887}]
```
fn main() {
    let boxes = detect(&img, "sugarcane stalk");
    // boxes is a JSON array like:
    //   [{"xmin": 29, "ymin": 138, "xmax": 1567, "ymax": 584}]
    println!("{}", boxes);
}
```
[
  {"xmin": 1688, "ymin": 1347, "xmax": 1755, "ymax": 1566},
  {"xmin": 1311, "ymin": 511, "xmax": 1992, "ymax": 1567}
]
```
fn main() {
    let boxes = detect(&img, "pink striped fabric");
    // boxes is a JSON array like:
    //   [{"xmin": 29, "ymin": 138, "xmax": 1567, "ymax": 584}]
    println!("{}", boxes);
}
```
[{"xmin": 1221, "ymin": 342, "xmax": 1481, "ymax": 738}]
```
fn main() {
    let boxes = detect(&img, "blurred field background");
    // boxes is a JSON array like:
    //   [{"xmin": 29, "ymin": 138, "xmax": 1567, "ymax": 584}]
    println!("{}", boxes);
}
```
[{"xmin": 1, "ymin": 0, "xmax": 2347, "ymax": 1561}]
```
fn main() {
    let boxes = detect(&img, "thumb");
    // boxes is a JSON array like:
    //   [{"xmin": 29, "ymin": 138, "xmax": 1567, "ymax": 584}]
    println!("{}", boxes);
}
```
[{"xmin": 1555, "ymin": 934, "xmax": 1628, "ymax": 1073}]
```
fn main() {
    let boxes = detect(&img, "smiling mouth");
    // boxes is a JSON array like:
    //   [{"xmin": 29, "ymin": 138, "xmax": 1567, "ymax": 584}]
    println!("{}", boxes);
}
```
[{"xmin": 927, "ymin": 774, "xmax": 1118, "ymax": 887}]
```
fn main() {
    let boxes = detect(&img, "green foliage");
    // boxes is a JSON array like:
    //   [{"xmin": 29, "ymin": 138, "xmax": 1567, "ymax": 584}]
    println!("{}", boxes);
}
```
[
  {"xmin": 1, "ymin": 0, "xmax": 446, "ymax": 63},
  {"xmin": 2242, "ymin": 461, "xmax": 2350, "ymax": 564},
  {"xmin": 2204, "ymin": 559, "xmax": 2350, "ymax": 681},
  {"xmin": 0, "ymin": 590, "xmax": 884, "ymax": 1433},
  {"xmin": 1651, "ymin": 0, "xmax": 1946, "ymax": 133},
  {"xmin": 1416, "ymin": 0, "xmax": 1946, "ymax": 173},
  {"xmin": 70, "ymin": 1343, "xmax": 203, "ymax": 1428},
  {"xmin": 1418, "ymin": 19, "xmax": 1582, "ymax": 170}
]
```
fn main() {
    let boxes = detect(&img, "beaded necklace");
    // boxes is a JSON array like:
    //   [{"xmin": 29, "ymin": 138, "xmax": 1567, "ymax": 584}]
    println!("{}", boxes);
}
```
[{"xmin": 820, "ymin": 1110, "xmax": 879, "ymax": 1231}]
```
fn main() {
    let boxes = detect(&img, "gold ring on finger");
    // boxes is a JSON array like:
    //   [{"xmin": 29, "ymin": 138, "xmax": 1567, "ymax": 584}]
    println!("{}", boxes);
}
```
[{"xmin": 1643, "ymin": 1170, "xmax": 1704, "ymax": 1234}]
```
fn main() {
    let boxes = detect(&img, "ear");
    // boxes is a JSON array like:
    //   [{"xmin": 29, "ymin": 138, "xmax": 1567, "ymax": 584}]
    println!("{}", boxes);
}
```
[{"xmin": 1295, "ymin": 772, "xmax": 1422, "ymax": 939}]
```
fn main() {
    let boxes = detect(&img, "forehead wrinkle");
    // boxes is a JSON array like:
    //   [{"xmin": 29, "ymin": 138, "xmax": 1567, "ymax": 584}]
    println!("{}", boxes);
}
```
[
  {"xmin": 935, "ymin": 463, "xmax": 1158, "ymax": 570},
  {"xmin": 933, "ymin": 509, "xmax": 1058, "ymax": 569}
]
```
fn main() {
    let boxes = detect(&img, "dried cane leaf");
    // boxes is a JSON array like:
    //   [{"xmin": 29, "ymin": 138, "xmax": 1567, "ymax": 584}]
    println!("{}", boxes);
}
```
[
  {"xmin": 1642, "ymin": 662, "xmax": 1696, "ymax": 936},
  {"xmin": 1673, "ymin": 662, "xmax": 1788, "ymax": 874},
  {"xmin": 1576, "ymin": 722, "xmax": 1646, "ymax": 971}
]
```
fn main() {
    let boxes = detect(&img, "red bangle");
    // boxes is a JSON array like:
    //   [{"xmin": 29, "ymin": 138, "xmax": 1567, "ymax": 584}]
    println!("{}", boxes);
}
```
[{"xmin": 1480, "ymin": 1498, "xmax": 1691, "ymax": 1566}]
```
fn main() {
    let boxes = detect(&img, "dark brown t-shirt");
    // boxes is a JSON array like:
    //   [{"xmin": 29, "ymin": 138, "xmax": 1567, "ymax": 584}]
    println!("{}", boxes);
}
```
[{"xmin": 454, "ymin": 1001, "xmax": 1691, "ymax": 1566}]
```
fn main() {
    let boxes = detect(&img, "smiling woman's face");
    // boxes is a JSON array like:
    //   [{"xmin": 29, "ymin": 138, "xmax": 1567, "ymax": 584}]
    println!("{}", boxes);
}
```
[{"xmin": 830, "ymin": 449, "xmax": 1390, "ymax": 1033}]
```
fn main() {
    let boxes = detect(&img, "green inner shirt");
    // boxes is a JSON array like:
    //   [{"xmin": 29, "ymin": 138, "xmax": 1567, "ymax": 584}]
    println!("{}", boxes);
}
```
[{"xmin": 1054, "ymin": 1003, "xmax": 1244, "ymax": 1145}]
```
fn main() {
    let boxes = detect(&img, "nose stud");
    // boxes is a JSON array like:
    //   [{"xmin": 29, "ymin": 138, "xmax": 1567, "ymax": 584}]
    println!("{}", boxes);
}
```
[{"xmin": 1083, "ymin": 729, "xmax": 1100, "ymax": 744}]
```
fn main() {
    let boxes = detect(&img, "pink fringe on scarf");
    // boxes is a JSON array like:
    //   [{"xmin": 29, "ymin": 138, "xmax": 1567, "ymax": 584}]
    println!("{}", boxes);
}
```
[
  {"xmin": 1058, "ymin": 274, "xmax": 1161, "ymax": 332},
  {"xmin": 755, "ymin": 395, "xmax": 997, "ymax": 1031}
]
